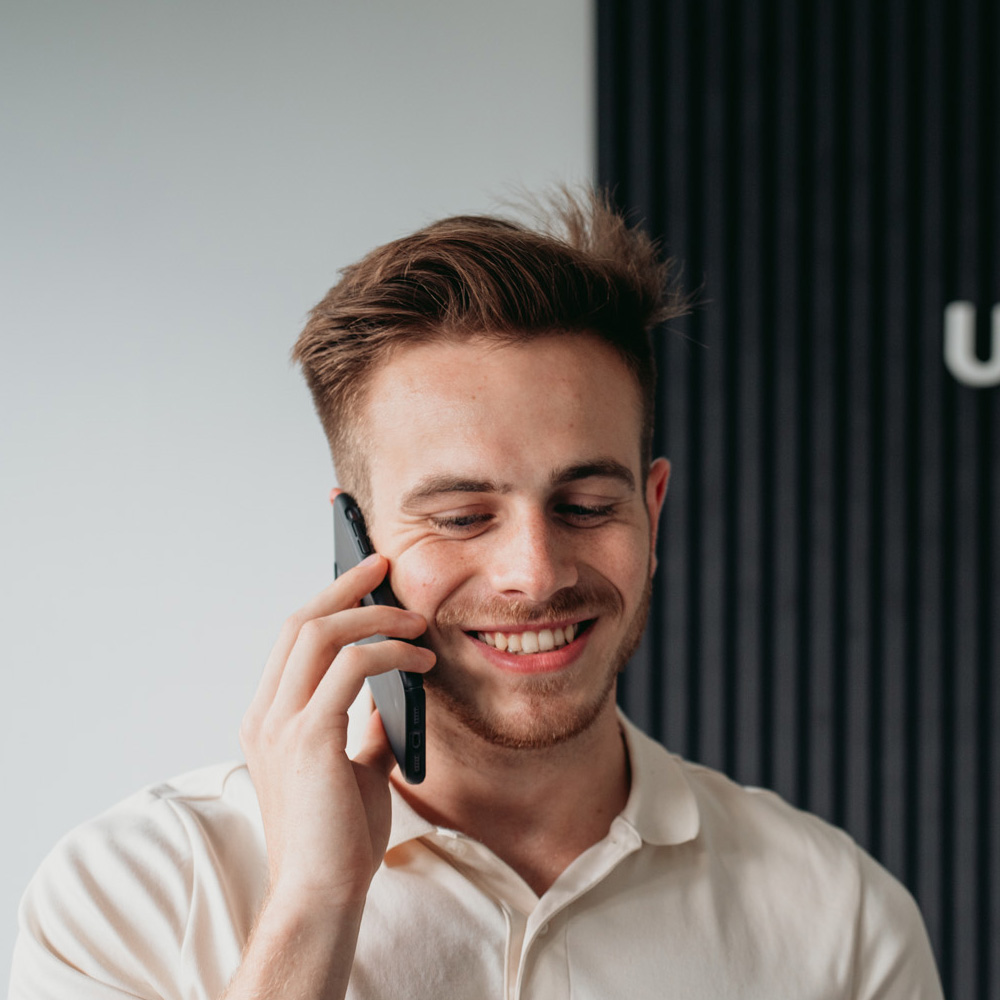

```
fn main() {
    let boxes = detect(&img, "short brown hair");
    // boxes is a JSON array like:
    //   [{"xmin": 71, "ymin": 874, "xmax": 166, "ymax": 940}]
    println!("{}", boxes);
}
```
[{"xmin": 292, "ymin": 188, "xmax": 688, "ymax": 499}]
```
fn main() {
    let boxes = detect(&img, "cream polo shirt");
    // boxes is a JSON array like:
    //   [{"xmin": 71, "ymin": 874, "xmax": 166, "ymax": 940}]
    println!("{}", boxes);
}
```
[{"xmin": 10, "ymin": 715, "xmax": 943, "ymax": 1000}]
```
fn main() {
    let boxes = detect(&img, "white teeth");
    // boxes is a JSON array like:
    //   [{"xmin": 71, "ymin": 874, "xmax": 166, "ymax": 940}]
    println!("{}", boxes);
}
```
[{"xmin": 473, "ymin": 622, "xmax": 586, "ymax": 654}]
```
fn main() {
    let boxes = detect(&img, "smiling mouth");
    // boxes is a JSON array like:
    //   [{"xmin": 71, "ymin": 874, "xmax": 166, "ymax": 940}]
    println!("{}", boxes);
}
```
[{"xmin": 467, "ymin": 619, "xmax": 594, "ymax": 654}]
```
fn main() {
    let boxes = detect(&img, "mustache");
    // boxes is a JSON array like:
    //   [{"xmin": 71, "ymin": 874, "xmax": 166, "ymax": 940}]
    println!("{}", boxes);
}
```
[{"xmin": 434, "ymin": 581, "xmax": 623, "ymax": 629}]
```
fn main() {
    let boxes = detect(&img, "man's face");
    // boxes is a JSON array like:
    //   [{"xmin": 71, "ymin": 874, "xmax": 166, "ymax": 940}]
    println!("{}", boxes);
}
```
[{"xmin": 362, "ymin": 333, "xmax": 669, "ymax": 750}]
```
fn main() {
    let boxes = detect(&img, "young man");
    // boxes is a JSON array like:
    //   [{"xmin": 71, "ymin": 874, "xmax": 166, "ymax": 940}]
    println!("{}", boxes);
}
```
[{"xmin": 11, "ymin": 193, "xmax": 943, "ymax": 999}]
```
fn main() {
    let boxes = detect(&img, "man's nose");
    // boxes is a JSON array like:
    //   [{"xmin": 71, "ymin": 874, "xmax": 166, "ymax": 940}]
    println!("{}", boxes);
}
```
[{"xmin": 487, "ymin": 509, "xmax": 578, "ymax": 602}]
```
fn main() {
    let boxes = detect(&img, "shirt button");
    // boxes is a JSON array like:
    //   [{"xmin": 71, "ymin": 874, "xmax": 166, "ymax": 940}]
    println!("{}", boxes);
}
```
[{"xmin": 538, "ymin": 923, "xmax": 550, "ymax": 935}]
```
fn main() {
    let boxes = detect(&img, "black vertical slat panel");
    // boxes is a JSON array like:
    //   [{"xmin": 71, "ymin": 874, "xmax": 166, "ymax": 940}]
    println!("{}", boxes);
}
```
[
  {"xmin": 733, "ymin": 0, "xmax": 763, "ymax": 787},
  {"xmin": 805, "ymin": 0, "xmax": 836, "ymax": 825},
  {"xmin": 756, "ymin": 0, "xmax": 779, "ymax": 793},
  {"xmin": 844, "ymin": 0, "xmax": 874, "ymax": 852},
  {"xmin": 771, "ymin": 0, "xmax": 803, "ymax": 808},
  {"xmin": 601, "ymin": 1, "xmax": 999, "ymax": 996},
  {"xmin": 975, "ymin": 0, "xmax": 998, "ymax": 985},
  {"xmin": 793, "ymin": 0, "xmax": 816, "ymax": 810},
  {"xmin": 951, "ymin": 374, "xmax": 980, "ymax": 1000},
  {"xmin": 915, "ymin": 0, "xmax": 946, "ymax": 958},
  {"xmin": 900, "ymin": 0, "xmax": 925, "ymax": 899},
  {"xmin": 974, "ymin": 403, "xmax": 992, "ymax": 992},
  {"xmin": 879, "ymin": 0, "xmax": 912, "ymax": 887},
  {"xmin": 989, "ymin": 428, "xmax": 1000, "ymax": 995},
  {"xmin": 596, "ymin": 0, "xmax": 628, "ymax": 201},
  {"xmin": 865, "ymin": 0, "xmax": 889, "ymax": 864},
  {"xmin": 626, "ymin": 0, "xmax": 662, "ymax": 227},
  {"xmin": 987, "ymin": 5, "xmax": 1000, "ymax": 989},
  {"xmin": 720, "ymin": 0, "xmax": 742, "ymax": 781},
  {"xmin": 951, "ymin": 0, "xmax": 980, "ymax": 993},
  {"xmin": 936, "ymin": 0, "xmax": 960, "ymax": 983},
  {"xmin": 827, "ymin": 0, "xmax": 851, "ymax": 833}
]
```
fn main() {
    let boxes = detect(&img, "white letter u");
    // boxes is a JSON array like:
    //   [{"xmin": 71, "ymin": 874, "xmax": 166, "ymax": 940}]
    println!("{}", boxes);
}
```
[{"xmin": 944, "ymin": 301, "xmax": 1000, "ymax": 388}]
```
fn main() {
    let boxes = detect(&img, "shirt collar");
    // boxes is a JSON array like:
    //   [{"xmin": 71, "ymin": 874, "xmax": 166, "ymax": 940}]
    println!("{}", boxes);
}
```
[
  {"xmin": 384, "ymin": 711, "xmax": 701, "ymax": 853},
  {"xmin": 386, "ymin": 785, "xmax": 438, "ymax": 852},
  {"xmin": 616, "ymin": 710, "xmax": 701, "ymax": 846}
]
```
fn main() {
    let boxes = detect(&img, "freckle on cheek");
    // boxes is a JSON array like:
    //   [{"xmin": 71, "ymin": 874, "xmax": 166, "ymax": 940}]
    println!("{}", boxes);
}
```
[{"xmin": 413, "ymin": 577, "xmax": 444, "ymax": 597}]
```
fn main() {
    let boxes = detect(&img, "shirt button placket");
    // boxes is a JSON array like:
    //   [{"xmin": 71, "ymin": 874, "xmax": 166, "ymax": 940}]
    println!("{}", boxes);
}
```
[{"xmin": 500, "ymin": 901, "xmax": 528, "ymax": 1000}]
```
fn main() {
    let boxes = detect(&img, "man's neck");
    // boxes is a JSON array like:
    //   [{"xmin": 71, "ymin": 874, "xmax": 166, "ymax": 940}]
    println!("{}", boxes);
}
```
[{"xmin": 391, "ymin": 699, "xmax": 630, "ymax": 896}]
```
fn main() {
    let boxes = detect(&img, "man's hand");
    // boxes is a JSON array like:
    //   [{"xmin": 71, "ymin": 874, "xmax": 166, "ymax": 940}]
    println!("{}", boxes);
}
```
[{"xmin": 224, "ymin": 554, "xmax": 435, "ymax": 999}]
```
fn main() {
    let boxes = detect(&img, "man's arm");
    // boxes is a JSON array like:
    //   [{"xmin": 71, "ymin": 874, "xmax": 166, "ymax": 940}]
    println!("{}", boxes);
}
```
[{"xmin": 220, "ymin": 554, "xmax": 435, "ymax": 1000}]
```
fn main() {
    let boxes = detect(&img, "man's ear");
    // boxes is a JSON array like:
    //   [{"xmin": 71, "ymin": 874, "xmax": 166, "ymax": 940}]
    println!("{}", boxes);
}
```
[{"xmin": 645, "ymin": 457, "xmax": 671, "ymax": 575}]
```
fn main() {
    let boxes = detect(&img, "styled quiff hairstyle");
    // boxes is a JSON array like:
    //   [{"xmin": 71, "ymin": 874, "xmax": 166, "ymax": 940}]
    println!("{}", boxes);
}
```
[{"xmin": 293, "ymin": 188, "xmax": 688, "ymax": 502}]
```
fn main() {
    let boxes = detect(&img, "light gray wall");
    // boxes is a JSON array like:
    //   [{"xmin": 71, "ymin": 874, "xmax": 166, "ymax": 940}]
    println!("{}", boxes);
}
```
[{"xmin": 0, "ymin": 0, "xmax": 592, "ymax": 978}]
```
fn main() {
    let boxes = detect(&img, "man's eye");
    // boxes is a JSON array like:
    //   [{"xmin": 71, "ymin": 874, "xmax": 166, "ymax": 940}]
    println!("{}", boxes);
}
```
[
  {"xmin": 429, "ymin": 513, "xmax": 492, "ymax": 533},
  {"xmin": 557, "ymin": 503, "xmax": 616, "ymax": 523}
]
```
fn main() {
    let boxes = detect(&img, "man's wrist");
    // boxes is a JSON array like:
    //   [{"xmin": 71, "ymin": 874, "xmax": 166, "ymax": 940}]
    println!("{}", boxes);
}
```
[{"xmin": 222, "ymin": 889, "xmax": 366, "ymax": 1000}]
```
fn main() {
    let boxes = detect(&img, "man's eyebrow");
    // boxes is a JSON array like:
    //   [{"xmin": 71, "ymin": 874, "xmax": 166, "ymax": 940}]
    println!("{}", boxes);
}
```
[
  {"xmin": 551, "ymin": 460, "xmax": 636, "ymax": 492},
  {"xmin": 400, "ymin": 475, "xmax": 512, "ymax": 509},
  {"xmin": 399, "ymin": 461, "xmax": 636, "ymax": 510}
]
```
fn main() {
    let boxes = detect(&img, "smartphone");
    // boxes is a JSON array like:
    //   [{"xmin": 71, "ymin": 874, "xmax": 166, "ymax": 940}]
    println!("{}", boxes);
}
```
[{"xmin": 333, "ymin": 492, "xmax": 425, "ymax": 784}]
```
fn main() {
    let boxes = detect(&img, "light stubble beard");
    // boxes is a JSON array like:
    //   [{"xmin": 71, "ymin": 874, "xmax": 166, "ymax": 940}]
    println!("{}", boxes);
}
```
[{"xmin": 424, "ymin": 575, "xmax": 654, "ymax": 751}]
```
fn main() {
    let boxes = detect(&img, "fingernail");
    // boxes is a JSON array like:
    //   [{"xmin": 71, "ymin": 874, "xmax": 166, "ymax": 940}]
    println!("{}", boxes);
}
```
[{"xmin": 359, "ymin": 553, "xmax": 380, "ymax": 566}]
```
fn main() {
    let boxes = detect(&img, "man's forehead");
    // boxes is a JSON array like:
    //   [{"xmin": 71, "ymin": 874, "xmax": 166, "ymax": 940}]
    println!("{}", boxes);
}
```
[
  {"xmin": 365, "ymin": 333, "xmax": 641, "ymax": 413},
  {"xmin": 358, "ymin": 334, "xmax": 646, "ymax": 496}
]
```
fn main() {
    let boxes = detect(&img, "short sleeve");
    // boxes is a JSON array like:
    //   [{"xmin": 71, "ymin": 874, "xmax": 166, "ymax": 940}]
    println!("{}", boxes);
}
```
[
  {"xmin": 9, "ymin": 793, "xmax": 194, "ymax": 1000},
  {"xmin": 851, "ymin": 849, "xmax": 945, "ymax": 1000}
]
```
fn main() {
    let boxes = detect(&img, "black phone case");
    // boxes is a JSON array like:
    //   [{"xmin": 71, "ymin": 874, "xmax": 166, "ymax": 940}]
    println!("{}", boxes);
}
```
[{"xmin": 333, "ymin": 493, "xmax": 425, "ymax": 784}]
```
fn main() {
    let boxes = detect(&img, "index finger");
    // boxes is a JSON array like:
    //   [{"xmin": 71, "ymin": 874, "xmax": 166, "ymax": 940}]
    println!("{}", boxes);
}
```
[{"xmin": 252, "ymin": 554, "xmax": 397, "ymax": 713}]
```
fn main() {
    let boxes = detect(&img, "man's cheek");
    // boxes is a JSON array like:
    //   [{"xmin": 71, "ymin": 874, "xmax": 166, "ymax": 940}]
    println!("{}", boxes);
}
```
[{"xmin": 392, "ymin": 562, "xmax": 453, "ymax": 617}]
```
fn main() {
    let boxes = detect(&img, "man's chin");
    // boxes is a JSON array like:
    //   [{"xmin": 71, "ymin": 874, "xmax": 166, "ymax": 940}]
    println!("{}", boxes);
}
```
[{"xmin": 426, "ymin": 671, "xmax": 618, "ymax": 751}]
